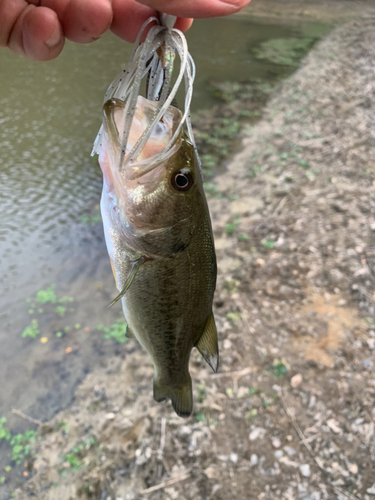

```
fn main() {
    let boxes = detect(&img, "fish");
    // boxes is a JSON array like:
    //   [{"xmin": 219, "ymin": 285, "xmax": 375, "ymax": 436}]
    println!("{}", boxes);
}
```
[{"xmin": 98, "ymin": 95, "xmax": 218, "ymax": 417}]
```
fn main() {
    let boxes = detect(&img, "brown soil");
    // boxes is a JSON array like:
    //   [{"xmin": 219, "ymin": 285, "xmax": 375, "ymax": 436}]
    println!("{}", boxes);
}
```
[{"xmin": 11, "ymin": 7, "xmax": 375, "ymax": 500}]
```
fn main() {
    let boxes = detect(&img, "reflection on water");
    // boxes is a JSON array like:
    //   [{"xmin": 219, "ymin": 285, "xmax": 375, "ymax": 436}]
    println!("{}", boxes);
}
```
[{"xmin": 0, "ymin": 17, "xmax": 322, "ymax": 433}]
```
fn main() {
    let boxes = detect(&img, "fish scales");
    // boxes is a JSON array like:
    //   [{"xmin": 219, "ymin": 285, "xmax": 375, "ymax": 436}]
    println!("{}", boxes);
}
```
[{"xmin": 95, "ymin": 21, "xmax": 218, "ymax": 417}]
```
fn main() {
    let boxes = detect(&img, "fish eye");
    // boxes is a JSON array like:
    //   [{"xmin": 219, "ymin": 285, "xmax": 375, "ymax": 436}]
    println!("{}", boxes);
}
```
[{"xmin": 171, "ymin": 170, "xmax": 193, "ymax": 191}]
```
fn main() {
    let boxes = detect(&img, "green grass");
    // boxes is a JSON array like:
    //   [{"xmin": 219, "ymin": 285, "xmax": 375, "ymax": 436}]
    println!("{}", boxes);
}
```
[
  {"xmin": 0, "ymin": 418, "xmax": 37, "ymax": 465},
  {"xmin": 55, "ymin": 306, "xmax": 66, "ymax": 317},
  {"xmin": 9, "ymin": 430, "xmax": 37, "ymax": 465},
  {"xmin": 21, "ymin": 319, "xmax": 39, "ymax": 339},
  {"xmin": 269, "ymin": 360, "xmax": 288, "ymax": 379},
  {"xmin": 63, "ymin": 437, "xmax": 96, "ymax": 472},
  {"xmin": 262, "ymin": 239, "xmax": 275, "ymax": 249},
  {"xmin": 36, "ymin": 285, "xmax": 56, "ymax": 304},
  {"xmin": 98, "ymin": 319, "xmax": 128, "ymax": 344}
]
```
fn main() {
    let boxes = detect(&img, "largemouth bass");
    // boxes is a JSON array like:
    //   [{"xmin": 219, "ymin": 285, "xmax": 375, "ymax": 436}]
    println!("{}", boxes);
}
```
[{"xmin": 99, "ymin": 95, "xmax": 218, "ymax": 417}]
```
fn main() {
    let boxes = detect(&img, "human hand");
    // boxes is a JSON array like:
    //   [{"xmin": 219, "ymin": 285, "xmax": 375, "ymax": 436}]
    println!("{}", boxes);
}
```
[{"xmin": 0, "ymin": 0, "xmax": 251, "ymax": 62}]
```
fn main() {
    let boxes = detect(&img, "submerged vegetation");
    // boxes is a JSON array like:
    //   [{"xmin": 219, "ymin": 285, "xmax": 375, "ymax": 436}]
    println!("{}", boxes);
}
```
[
  {"xmin": 97, "ymin": 319, "xmax": 128, "ymax": 344},
  {"xmin": 0, "ymin": 418, "xmax": 37, "ymax": 467},
  {"xmin": 253, "ymin": 37, "xmax": 316, "ymax": 66}
]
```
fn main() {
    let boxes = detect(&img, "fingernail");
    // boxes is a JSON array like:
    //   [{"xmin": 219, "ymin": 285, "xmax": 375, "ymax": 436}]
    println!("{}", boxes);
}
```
[{"xmin": 45, "ymin": 26, "xmax": 62, "ymax": 48}]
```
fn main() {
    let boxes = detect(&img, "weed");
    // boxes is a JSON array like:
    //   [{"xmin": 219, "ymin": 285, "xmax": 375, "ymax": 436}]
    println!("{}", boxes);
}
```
[
  {"xmin": 55, "ymin": 331, "xmax": 63, "ymax": 338},
  {"xmin": 21, "ymin": 319, "xmax": 39, "ymax": 339},
  {"xmin": 238, "ymin": 233, "xmax": 250, "ymax": 242},
  {"xmin": 248, "ymin": 387, "xmax": 259, "ymax": 395},
  {"xmin": 298, "ymin": 159, "xmax": 310, "ymax": 169},
  {"xmin": 0, "ymin": 418, "xmax": 11, "ymax": 442},
  {"xmin": 195, "ymin": 412, "xmax": 205, "ymax": 423},
  {"xmin": 262, "ymin": 239, "xmax": 275, "ymax": 249},
  {"xmin": 306, "ymin": 171, "xmax": 316, "ymax": 181},
  {"xmin": 4, "ymin": 466, "xmax": 11, "ymax": 473},
  {"xmin": 224, "ymin": 279, "xmax": 239, "ymax": 295},
  {"xmin": 55, "ymin": 306, "xmax": 66, "ymax": 317},
  {"xmin": 226, "ymin": 312, "xmax": 242, "ymax": 325},
  {"xmin": 197, "ymin": 385, "xmax": 207, "ymax": 403},
  {"xmin": 0, "ymin": 477, "xmax": 5, "ymax": 484},
  {"xmin": 99, "ymin": 319, "xmax": 128, "ymax": 344},
  {"xmin": 247, "ymin": 408, "xmax": 258, "ymax": 420},
  {"xmin": 74, "ymin": 323, "xmax": 81, "ymax": 330},
  {"xmin": 269, "ymin": 359, "xmax": 288, "ymax": 379},
  {"xmin": 63, "ymin": 437, "xmax": 96, "ymax": 472},
  {"xmin": 10, "ymin": 430, "xmax": 37, "ymax": 464},
  {"xmin": 58, "ymin": 296, "xmax": 74, "ymax": 304},
  {"xmin": 36, "ymin": 285, "xmax": 56, "ymax": 304}
]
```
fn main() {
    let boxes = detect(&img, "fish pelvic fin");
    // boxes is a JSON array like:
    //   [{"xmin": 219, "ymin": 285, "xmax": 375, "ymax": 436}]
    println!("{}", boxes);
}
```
[
  {"xmin": 195, "ymin": 312, "xmax": 219, "ymax": 373},
  {"xmin": 108, "ymin": 258, "xmax": 144, "ymax": 308},
  {"xmin": 153, "ymin": 375, "xmax": 193, "ymax": 418},
  {"xmin": 126, "ymin": 325, "xmax": 135, "ymax": 339}
]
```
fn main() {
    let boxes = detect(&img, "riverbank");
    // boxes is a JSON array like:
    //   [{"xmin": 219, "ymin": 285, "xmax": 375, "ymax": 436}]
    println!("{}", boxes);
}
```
[{"xmin": 10, "ymin": 10, "xmax": 375, "ymax": 500}]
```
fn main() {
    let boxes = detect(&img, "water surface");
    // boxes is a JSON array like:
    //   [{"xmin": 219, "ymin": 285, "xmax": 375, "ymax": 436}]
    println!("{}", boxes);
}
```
[{"xmin": 0, "ymin": 17, "xmax": 326, "ymax": 435}]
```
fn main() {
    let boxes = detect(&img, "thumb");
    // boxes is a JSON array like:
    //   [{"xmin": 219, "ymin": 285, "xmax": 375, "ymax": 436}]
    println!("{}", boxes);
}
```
[{"xmin": 135, "ymin": 0, "xmax": 251, "ymax": 18}]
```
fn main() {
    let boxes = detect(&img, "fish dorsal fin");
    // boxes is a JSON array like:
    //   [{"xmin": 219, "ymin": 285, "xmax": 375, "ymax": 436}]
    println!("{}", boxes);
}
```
[
  {"xmin": 108, "ymin": 258, "xmax": 143, "ymax": 307},
  {"xmin": 195, "ymin": 312, "xmax": 219, "ymax": 373}
]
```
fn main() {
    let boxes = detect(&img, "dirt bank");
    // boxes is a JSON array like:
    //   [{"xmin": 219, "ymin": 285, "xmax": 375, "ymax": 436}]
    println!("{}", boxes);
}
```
[{"xmin": 10, "ymin": 13, "xmax": 375, "ymax": 500}]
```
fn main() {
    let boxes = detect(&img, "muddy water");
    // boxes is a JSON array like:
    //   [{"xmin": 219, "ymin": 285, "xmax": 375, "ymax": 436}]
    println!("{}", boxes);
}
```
[{"xmin": 0, "ymin": 17, "xmax": 326, "ymax": 437}]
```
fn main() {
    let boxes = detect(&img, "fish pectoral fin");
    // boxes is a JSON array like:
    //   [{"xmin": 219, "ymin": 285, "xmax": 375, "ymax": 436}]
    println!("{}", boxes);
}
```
[
  {"xmin": 153, "ymin": 375, "xmax": 193, "ymax": 418},
  {"xmin": 195, "ymin": 312, "xmax": 219, "ymax": 373},
  {"xmin": 108, "ymin": 258, "xmax": 144, "ymax": 308}
]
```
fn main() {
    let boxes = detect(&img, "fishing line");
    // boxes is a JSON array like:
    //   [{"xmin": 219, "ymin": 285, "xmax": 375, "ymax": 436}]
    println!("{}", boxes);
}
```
[{"xmin": 91, "ymin": 13, "xmax": 203, "ymax": 181}]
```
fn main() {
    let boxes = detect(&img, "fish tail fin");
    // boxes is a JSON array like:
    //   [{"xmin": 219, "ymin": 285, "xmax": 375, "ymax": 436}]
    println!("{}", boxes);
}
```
[{"xmin": 153, "ymin": 375, "xmax": 193, "ymax": 418}]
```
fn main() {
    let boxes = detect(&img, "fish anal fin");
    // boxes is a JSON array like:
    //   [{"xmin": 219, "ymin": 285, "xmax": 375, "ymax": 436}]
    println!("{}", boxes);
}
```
[
  {"xmin": 153, "ymin": 376, "xmax": 193, "ymax": 418},
  {"xmin": 195, "ymin": 312, "xmax": 219, "ymax": 373},
  {"xmin": 108, "ymin": 258, "xmax": 143, "ymax": 308}
]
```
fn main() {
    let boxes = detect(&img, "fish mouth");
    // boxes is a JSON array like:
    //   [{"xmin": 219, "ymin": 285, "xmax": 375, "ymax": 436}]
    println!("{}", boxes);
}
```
[{"xmin": 102, "ymin": 96, "xmax": 183, "ymax": 181}]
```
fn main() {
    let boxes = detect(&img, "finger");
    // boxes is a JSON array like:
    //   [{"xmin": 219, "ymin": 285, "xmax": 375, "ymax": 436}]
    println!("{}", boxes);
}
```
[
  {"xmin": 0, "ymin": 0, "xmax": 26, "ymax": 48},
  {"xmin": 111, "ymin": 0, "xmax": 156, "ymax": 43},
  {"xmin": 111, "ymin": 0, "xmax": 193, "ymax": 43},
  {"xmin": 47, "ymin": 0, "xmax": 113, "ymax": 43},
  {"xmin": 136, "ymin": 0, "xmax": 251, "ymax": 18},
  {"xmin": 23, "ymin": 7, "xmax": 64, "ymax": 60}
]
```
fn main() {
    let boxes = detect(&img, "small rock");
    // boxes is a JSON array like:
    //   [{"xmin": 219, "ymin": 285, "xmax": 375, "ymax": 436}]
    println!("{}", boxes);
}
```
[
  {"xmin": 272, "ymin": 437, "xmax": 281, "ymax": 449},
  {"xmin": 204, "ymin": 466, "xmax": 220, "ymax": 479},
  {"xmin": 291, "ymin": 374, "xmax": 303, "ymax": 388},
  {"xmin": 230, "ymin": 452, "xmax": 238, "ymax": 463},
  {"xmin": 284, "ymin": 446, "xmax": 297, "ymax": 456},
  {"xmin": 327, "ymin": 418, "xmax": 342, "ymax": 435},
  {"xmin": 300, "ymin": 464, "xmax": 311, "ymax": 477},
  {"xmin": 236, "ymin": 386, "xmax": 249, "ymax": 399},
  {"xmin": 274, "ymin": 450, "xmax": 283, "ymax": 459},
  {"xmin": 367, "ymin": 484, "xmax": 375, "ymax": 495},
  {"xmin": 249, "ymin": 427, "xmax": 266, "ymax": 441},
  {"xmin": 250, "ymin": 454, "xmax": 258, "ymax": 466},
  {"xmin": 256, "ymin": 258, "xmax": 265, "ymax": 266},
  {"xmin": 105, "ymin": 412, "xmax": 116, "ymax": 420},
  {"xmin": 349, "ymin": 463, "xmax": 358, "ymax": 474},
  {"xmin": 223, "ymin": 339, "xmax": 232, "ymax": 349}
]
